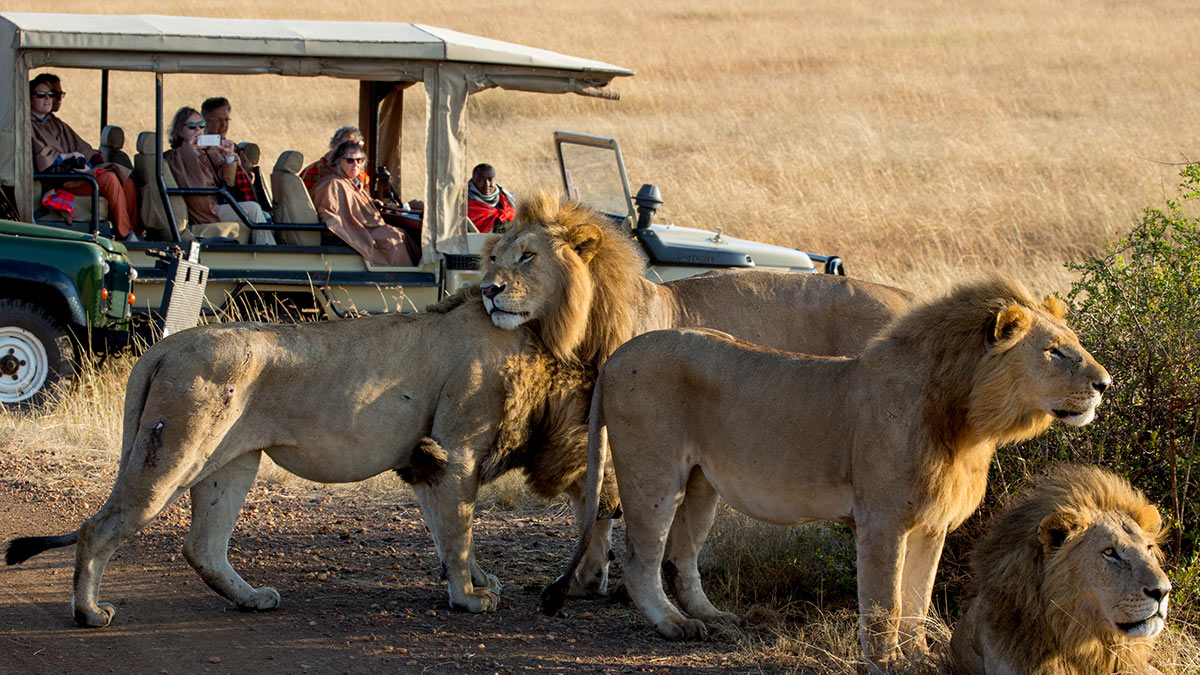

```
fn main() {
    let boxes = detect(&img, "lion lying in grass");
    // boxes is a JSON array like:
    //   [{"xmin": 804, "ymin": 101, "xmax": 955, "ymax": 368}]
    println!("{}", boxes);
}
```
[
  {"xmin": 951, "ymin": 465, "xmax": 1171, "ymax": 675},
  {"xmin": 6, "ymin": 194, "xmax": 911, "ymax": 627},
  {"xmin": 546, "ymin": 278, "xmax": 1111, "ymax": 670}
]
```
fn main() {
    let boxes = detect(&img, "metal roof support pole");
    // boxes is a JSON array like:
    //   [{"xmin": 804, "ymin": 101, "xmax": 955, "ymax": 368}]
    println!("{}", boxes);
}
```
[
  {"xmin": 100, "ymin": 69, "xmax": 109, "ymax": 132},
  {"xmin": 155, "ymin": 72, "xmax": 181, "ymax": 241}
]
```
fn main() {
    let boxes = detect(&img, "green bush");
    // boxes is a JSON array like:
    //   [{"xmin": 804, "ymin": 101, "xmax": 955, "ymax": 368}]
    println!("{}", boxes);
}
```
[{"xmin": 986, "ymin": 164, "xmax": 1200, "ymax": 619}]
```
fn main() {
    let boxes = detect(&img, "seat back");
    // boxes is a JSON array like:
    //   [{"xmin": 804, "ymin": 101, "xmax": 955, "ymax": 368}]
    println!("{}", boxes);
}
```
[
  {"xmin": 133, "ymin": 132, "xmax": 192, "ymax": 241},
  {"xmin": 238, "ymin": 141, "xmax": 273, "ymax": 212},
  {"xmin": 100, "ymin": 125, "xmax": 133, "ymax": 171},
  {"xmin": 271, "ymin": 150, "xmax": 321, "ymax": 245}
]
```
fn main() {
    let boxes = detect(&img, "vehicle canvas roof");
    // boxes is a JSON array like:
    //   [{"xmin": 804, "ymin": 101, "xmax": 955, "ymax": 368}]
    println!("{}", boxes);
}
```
[
  {"xmin": 0, "ymin": 13, "xmax": 633, "ymax": 76},
  {"xmin": 0, "ymin": 13, "xmax": 633, "ymax": 257}
]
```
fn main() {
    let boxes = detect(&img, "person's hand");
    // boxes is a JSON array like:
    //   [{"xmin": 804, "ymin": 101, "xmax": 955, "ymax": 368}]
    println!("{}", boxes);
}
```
[
  {"xmin": 219, "ymin": 139, "xmax": 236, "ymax": 158},
  {"xmin": 372, "ymin": 198, "xmax": 385, "ymax": 209}
]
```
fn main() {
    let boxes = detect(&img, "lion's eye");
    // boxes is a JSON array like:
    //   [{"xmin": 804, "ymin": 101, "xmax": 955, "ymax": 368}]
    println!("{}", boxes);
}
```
[
  {"xmin": 488, "ymin": 255, "xmax": 496, "ymax": 263},
  {"xmin": 519, "ymin": 251, "xmax": 536, "ymax": 263},
  {"xmin": 1102, "ymin": 547, "xmax": 1121, "ymax": 561},
  {"xmin": 1049, "ymin": 347, "xmax": 1066, "ymax": 359}
]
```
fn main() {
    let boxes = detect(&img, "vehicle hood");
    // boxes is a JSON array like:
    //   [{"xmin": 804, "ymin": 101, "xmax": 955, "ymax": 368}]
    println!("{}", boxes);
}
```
[
  {"xmin": 0, "ymin": 219, "xmax": 125, "ymax": 254},
  {"xmin": 650, "ymin": 224, "xmax": 815, "ymax": 270}
]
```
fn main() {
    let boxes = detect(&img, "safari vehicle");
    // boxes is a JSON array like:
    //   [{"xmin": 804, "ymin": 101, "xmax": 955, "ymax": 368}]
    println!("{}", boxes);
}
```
[
  {"xmin": 0, "ymin": 13, "xmax": 842, "ymax": 321},
  {"xmin": 0, "ymin": 219, "xmax": 134, "ymax": 408}
]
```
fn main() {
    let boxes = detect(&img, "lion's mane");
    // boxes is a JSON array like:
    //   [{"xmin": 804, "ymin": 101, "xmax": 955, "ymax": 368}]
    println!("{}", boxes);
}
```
[{"xmin": 957, "ymin": 465, "xmax": 1166, "ymax": 673}]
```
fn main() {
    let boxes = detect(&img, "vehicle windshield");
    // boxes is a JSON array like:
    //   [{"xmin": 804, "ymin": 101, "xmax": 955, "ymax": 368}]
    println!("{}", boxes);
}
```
[{"xmin": 559, "ymin": 141, "xmax": 632, "ymax": 220}]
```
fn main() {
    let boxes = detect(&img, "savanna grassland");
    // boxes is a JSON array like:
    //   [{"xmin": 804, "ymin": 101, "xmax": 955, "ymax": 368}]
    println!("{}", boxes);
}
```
[{"xmin": 3, "ymin": 0, "xmax": 1200, "ymax": 671}]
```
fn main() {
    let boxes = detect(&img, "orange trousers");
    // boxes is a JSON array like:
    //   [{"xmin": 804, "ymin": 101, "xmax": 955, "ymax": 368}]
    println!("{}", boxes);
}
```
[{"xmin": 65, "ymin": 171, "xmax": 139, "ymax": 238}]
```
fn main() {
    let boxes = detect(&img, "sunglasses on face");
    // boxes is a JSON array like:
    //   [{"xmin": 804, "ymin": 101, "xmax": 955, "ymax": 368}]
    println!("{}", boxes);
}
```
[
  {"xmin": 343, "ymin": 156, "xmax": 366, "ymax": 164},
  {"xmin": 185, "ymin": 121, "xmax": 207, "ymax": 130},
  {"xmin": 32, "ymin": 91, "xmax": 64, "ymax": 99}
]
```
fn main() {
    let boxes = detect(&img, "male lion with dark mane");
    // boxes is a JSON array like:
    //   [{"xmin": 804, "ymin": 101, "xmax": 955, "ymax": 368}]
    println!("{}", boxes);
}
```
[
  {"xmin": 951, "ymin": 465, "xmax": 1171, "ymax": 675},
  {"xmin": 547, "ymin": 278, "xmax": 1111, "ymax": 670},
  {"xmin": 6, "ymin": 194, "xmax": 910, "ymax": 626},
  {"xmin": 479, "ymin": 192, "xmax": 912, "ymax": 596}
]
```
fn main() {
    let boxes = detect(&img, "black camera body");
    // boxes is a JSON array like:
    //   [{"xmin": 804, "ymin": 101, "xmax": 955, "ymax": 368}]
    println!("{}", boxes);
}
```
[{"xmin": 62, "ymin": 154, "xmax": 89, "ymax": 171}]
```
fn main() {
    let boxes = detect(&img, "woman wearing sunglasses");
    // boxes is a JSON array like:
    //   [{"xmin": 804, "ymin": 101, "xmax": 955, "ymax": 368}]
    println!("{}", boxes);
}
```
[
  {"xmin": 29, "ymin": 73, "xmax": 141, "ymax": 241},
  {"xmin": 164, "ymin": 106, "xmax": 275, "ymax": 244},
  {"xmin": 311, "ymin": 140, "xmax": 419, "ymax": 266}
]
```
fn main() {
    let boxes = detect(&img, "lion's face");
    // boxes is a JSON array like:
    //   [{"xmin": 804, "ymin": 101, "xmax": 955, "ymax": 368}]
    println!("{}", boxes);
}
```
[
  {"xmin": 480, "ymin": 228, "xmax": 564, "ymax": 330},
  {"xmin": 971, "ymin": 297, "xmax": 1112, "ymax": 439},
  {"xmin": 1010, "ymin": 316, "xmax": 1110, "ymax": 426},
  {"xmin": 1040, "ymin": 509, "xmax": 1172, "ymax": 641}
]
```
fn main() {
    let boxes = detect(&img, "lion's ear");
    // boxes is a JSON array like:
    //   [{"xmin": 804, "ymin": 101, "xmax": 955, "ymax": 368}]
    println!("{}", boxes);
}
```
[
  {"xmin": 566, "ymin": 224, "xmax": 603, "ymax": 264},
  {"xmin": 1132, "ymin": 504, "xmax": 1163, "ymax": 540},
  {"xmin": 1043, "ymin": 295, "xmax": 1068, "ymax": 319},
  {"xmin": 988, "ymin": 305, "xmax": 1032, "ymax": 347},
  {"xmin": 1038, "ymin": 511, "xmax": 1084, "ymax": 553}
]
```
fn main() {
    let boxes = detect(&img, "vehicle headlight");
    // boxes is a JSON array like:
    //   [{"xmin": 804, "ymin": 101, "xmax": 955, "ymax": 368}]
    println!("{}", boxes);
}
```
[
  {"xmin": 102, "ymin": 261, "xmax": 111, "ymax": 275},
  {"xmin": 129, "ymin": 267, "xmax": 138, "ymax": 280}
]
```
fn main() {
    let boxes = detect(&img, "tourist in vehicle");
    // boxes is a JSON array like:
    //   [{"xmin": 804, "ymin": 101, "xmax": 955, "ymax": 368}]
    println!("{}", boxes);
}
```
[
  {"xmin": 29, "ymin": 73, "xmax": 140, "ymax": 241},
  {"xmin": 302, "ymin": 125, "xmax": 370, "ymax": 195},
  {"xmin": 201, "ymin": 97, "xmax": 258, "ymax": 205},
  {"xmin": 313, "ymin": 140, "xmax": 419, "ymax": 266},
  {"xmin": 467, "ymin": 163, "xmax": 514, "ymax": 232},
  {"xmin": 164, "ymin": 106, "xmax": 276, "ymax": 245}
]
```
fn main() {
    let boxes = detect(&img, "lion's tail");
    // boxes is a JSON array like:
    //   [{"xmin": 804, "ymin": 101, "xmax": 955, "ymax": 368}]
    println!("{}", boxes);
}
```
[
  {"xmin": 6, "ymin": 533, "xmax": 79, "ymax": 565},
  {"xmin": 6, "ymin": 343, "xmax": 167, "ymax": 567},
  {"xmin": 540, "ymin": 369, "xmax": 610, "ymax": 616}
]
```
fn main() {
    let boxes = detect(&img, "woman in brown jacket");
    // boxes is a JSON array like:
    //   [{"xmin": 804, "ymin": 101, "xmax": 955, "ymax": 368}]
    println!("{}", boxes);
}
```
[
  {"xmin": 312, "ymin": 140, "xmax": 420, "ymax": 266},
  {"xmin": 163, "ymin": 106, "xmax": 275, "ymax": 244},
  {"xmin": 30, "ymin": 73, "xmax": 139, "ymax": 241}
]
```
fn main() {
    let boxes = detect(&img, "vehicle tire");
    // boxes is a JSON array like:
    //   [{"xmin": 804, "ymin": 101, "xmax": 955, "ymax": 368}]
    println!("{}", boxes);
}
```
[{"xmin": 0, "ymin": 299, "xmax": 76, "ymax": 410}]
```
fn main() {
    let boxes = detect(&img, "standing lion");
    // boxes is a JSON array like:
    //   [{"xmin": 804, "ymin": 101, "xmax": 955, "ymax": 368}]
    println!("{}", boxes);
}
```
[{"xmin": 547, "ymin": 278, "xmax": 1112, "ymax": 670}]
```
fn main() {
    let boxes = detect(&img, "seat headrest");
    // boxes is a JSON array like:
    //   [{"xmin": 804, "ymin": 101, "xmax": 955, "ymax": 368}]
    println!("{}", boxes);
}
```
[
  {"xmin": 274, "ymin": 150, "xmax": 305, "ymax": 175},
  {"xmin": 100, "ymin": 125, "xmax": 125, "ymax": 149},
  {"xmin": 136, "ymin": 132, "xmax": 159, "ymax": 155},
  {"xmin": 238, "ymin": 142, "xmax": 260, "ymax": 166}
]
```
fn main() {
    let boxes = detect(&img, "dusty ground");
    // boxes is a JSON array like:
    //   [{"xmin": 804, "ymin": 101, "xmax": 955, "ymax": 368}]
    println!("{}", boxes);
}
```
[{"xmin": 0, "ymin": 461, "xmax": 788, "ymax": 674}]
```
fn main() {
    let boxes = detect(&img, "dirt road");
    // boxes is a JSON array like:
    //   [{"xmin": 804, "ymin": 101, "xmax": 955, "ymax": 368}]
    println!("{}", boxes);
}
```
[{"xmin": 0, "ymin": 475, "xmax": 774, "ymax": 674}]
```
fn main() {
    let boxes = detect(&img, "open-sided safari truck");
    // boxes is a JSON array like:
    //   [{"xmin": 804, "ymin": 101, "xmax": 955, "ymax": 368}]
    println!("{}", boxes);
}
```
[{"xmin": 1, "ymin": 13, "xmax": 843, "ymax": 326}]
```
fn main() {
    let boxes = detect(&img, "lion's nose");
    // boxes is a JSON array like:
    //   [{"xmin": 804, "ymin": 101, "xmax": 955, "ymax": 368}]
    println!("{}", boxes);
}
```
[
  {"xmin": 481, "ymin": 283, "xmax": 505, "ymax": 300},
  {"xmin": 1145, "ymin": 583, "xmax": 1171, "ymax": 602},
  {"xmin": 1093, "ymin": 378, "xmax": 1111, "ymax": 395}
]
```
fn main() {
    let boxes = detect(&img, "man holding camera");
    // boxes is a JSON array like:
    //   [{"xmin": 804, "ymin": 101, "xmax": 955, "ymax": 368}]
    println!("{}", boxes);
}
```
[
  {"xmin": 29, "ymin": 73, "xmax": 139, "ymax": 241},
  {"xmin": 201, "ymin": 97, "xmax": 258, "ymax": 204}
]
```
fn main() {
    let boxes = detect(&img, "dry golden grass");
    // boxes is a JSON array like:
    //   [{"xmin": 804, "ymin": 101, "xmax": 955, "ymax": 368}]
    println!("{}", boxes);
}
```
[
  {"xmin": 7, "ymin": 0, "xmax": 1200, "ymax": 669},
  {"xmin": 11, "ymin": 0, "xmax": 1200, "ymax": 296}
]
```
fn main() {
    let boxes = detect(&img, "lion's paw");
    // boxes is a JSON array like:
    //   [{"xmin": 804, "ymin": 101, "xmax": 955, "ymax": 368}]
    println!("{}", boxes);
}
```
[
  {"xmin": 236, "ymin": 586, "xmax": 281, "ymax": 612},
  {"xmin": 657, "ymin": 617, "xmax": 707, "ymax": 641},
  {"xmin": 449, "ymin": 588, "xmax": 500, "ymax": 613},
  {"xmin": 74, "ymin": 602, "xmax": 116, "ymax": 628},
  {"xmin": 713, "ymin": 610, "xmax": 742, "ymax": 626},
  {"xmin": 482, "ymin": 573, "xmax": 502, "ymax": 595}
]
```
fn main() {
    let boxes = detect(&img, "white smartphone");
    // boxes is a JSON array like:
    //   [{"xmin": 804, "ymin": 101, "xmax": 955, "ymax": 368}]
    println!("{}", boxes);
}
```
[{"xmin": 196, "ymin": 134, "xmax": 221, "ymax": 147}]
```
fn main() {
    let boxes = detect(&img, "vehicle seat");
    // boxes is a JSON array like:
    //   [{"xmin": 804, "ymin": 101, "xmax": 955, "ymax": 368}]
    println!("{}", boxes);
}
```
[
  {"xmin": 100, "ymin": 125, "xmax": 134, "ymax": 172},
  {"xmin": 270, "ymin": 150, "xmax": 322, "ymax": 246},
  {"xmin": 33, "ymin": 180, "xmax": 110, "ymax": 229},
  {"xmin": 238, "ymin": 141, "xmax": 273, "ymax": 212},
  {"xmin": 133, "ymin": 131, "xmax": 246, "ymax": 243}
]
